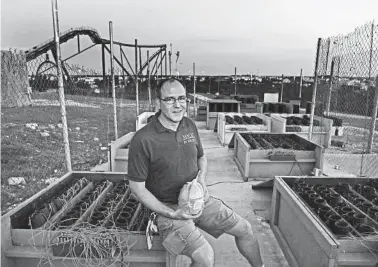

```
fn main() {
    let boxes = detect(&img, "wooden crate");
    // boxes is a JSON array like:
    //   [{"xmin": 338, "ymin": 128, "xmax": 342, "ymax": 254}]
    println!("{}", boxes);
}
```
[
  {"xmin": 217, "ymin": 112, "xmax": 272, "ymax": 146},
  {"xmin": 271, "ymin": 176, "xmax": 378, "ymax": 267},
  {"xmin": 270, "ymin": 114, "xmax": 333, "ymax": 148},
  {"xmin": 108, "ymin": 132, "xmax": 135, "ymax": 172},
  {"xmin": 206, "ymin": 99, "xmax": 241, "ymax": 130},
  {"xmin": 233, "ymin": 133, "xmax": 323, "ymax": 181},
  {"xmin": 1, "ymin": 171, "xmax": 176, "ymax": 267}
]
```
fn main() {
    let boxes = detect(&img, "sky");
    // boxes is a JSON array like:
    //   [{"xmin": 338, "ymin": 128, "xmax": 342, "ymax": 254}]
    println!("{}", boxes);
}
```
[{"xmin": 1, "ymin": 0, "xmax": 378, "ymax": 76}]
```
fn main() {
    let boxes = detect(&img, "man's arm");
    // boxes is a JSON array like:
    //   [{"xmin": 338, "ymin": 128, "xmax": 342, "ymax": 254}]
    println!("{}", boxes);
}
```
[
  {"xmin": 197, "ymin": 154, "xmax": 209, "ymax": 199},
  {"xmin": 129, "ymin": 180, "xmax": 202, "ymax": 220}
]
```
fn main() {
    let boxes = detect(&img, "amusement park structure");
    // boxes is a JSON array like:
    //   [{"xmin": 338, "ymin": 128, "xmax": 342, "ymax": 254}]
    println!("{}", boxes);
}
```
[{"xmin": 25, "ymin": 26, "xmax": 171, "ymax": 92}]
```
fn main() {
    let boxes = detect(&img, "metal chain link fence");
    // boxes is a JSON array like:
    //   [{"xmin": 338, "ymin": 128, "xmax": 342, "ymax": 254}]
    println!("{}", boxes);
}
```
[{"xmin": 314, "ymin": 21, "xmax": 378, "ymax": 177}]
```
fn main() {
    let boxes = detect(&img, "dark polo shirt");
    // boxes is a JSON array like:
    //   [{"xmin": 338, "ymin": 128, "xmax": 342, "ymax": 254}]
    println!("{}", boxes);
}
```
[{"xmin": 127, "ymin": 111, "xmax": 204, "ymax": 204}]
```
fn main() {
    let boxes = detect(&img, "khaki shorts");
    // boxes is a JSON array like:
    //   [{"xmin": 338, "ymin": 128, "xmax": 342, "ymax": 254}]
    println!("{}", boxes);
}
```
[{"xmin": 157, "ymin": 196, "xmax": 241, "ymax": 256}]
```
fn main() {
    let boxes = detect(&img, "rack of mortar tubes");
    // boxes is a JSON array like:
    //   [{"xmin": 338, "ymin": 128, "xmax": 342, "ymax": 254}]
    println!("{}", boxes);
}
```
[
  {"xmin": 1, "ymin": 171, "xmax": 173, "ymax": 267},
  {"xmin": 271, "ymin": 176, "xmax": 378, "ymax": 267}
]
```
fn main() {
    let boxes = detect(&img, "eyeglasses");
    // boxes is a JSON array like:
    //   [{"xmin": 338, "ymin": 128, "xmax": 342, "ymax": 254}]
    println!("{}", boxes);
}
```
[{"xmin": 160, "ymin": 96, "xmax": 187, "ymax": 105}]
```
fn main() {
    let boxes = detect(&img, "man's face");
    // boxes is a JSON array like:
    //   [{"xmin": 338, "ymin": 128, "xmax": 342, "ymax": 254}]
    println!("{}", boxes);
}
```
[{"xmin": 159, "ymin": 81, "xmax": 186, "ymax": 123}]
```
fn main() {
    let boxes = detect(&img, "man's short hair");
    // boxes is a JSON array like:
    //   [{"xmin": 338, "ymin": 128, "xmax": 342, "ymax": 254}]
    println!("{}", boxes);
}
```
[{"xmin": 156, "ymin": 78, "xmax": 184, "ymax": 99}]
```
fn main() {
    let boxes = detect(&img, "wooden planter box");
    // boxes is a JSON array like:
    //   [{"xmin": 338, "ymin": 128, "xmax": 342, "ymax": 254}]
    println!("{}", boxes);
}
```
[
  {"xmin": 1, "ymin": 171, "xmax": 176, "ymax": 267},
  {"xmin": 233, "ymin": 133, "xmax": 323, "ymax": 181},
  {"xmin": 270, "ymin": 114, "xmax": 333, "ymax": 148},
  {"xmin": 217, "ymin": 112, "xmax": 272, "ymax": 146},
  {"xmin": 108, "ymin": 132, "xmax": 135, "ymax": 172},
  {"xmin": 136, "ymin": 112, "xmax": 156, "ymax": 131},
  {"xmin": 206, "ymin": 100, "xmax": 241, "ymax": 130},
  {"xmin": 271, "ymin": 176, "xmax": 378, "ymax": 267}
]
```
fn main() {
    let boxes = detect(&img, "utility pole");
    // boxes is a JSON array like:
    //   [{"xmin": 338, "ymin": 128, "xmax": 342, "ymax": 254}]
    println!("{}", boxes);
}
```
[
  {"xmin": 234, "ymin": 67, "xmax": 237, "ymax": 95},
  {"xmin": 299, "ymin": 68, "xmax": 303, "ymax": 99},
  {"xmin": 280, "ymin": 74, "xmax": 284, "ymax": 102}
]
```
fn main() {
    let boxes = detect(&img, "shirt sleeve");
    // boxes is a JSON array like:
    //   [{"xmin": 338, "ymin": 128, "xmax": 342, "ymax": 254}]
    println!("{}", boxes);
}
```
[
  {"xmin": 191, "ymin": 119, "xmax": 204, "ymax": 158},
  {"xmin": 127, "ymin": 134, "xmax": 150, "ymax": 182}
]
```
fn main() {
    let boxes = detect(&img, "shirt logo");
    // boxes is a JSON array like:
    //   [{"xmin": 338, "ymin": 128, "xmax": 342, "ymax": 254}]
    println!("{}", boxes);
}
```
[{"xmin": 182, "ymin": 133, "xmax": 196, "ymax": 144}]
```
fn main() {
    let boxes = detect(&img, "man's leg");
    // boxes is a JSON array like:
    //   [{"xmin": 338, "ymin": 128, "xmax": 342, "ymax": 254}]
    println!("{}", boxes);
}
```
[
  {"xmin": 225, "ymin": 218, "xmax": 264, "ymax": 267},
  {"xmin": 195, "ymin": 197, "xmax": 264, "ymax": 267},
  {"xmin": 157, "ymin": 214, "xmax": 214, "ymax": 267}
]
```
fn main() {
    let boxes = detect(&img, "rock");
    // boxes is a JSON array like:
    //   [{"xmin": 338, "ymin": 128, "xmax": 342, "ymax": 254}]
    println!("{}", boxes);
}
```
[
  {"xmin": 45, "ymin": 177, "xmax": 59, "ymax": 185},
  {"xmin": 8, "ymin": 177, "xmax": 26, "ymax": 185},
  {"xmin": 41, "ymin": 132, "xmax": 50, "ymax": 137},
  {"xmin": 54, "ymin": 169, "xmax": 58, "ymax": 173},
  {"xmin": 25, "ymin": 123, "xmax": 38, "ymax": 130},
  {"xmin": 48, "ymin": 124, "xmax": 56, "ymax": 129},
  {"xmin": 100, "ymin": 147, "xmax": 108, "ymax": 151},
  {"xmin": 93, "ymin": 138, "xmax": 99, "ymax": 142},
  {"xmin": 75, "ymin": 127, "xmax": 80, "ymax": 131},
  {"xmin": 75, "ymin": 140, "xmax": 84, "ymax": 143},
  {"xmin": 57, "ymin": 123, "xmax": 63, "ymax": 128}
]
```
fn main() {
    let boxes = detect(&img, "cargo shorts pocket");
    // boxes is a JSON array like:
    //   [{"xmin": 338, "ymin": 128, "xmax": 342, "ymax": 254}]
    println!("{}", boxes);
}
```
[{"xmin": 162, "ymin": 223, "xmax": 201, "ymax": 256}]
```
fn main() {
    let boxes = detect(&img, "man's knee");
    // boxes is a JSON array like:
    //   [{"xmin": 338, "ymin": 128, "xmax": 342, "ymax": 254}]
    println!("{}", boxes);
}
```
[
  {"xmin": 226, "ymin": 217, "xmax": 254, "ymax": 238},
  {"xmin": 190, "ymin": 242, "xmax": 215, "ymax": 266}
]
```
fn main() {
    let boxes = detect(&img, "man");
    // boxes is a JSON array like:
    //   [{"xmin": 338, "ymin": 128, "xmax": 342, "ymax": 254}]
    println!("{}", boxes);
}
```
[{"xmin": 128, "ymin": 78, "xmax": 264, "ymax": 267}]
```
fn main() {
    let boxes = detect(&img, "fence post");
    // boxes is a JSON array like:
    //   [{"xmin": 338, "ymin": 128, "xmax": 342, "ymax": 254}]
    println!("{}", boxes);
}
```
[
  {"xmin": 325, "ymin": 59, "xmax": 335, "ymax": 116},
  {"xmin": 109, "ymin": 21, "xmax": 118, "ymax": 140},
  {"xmin": 367, "ymin": 76, "xmax": 378, "ymax": 153},
  {"xmin": 51, "ymin": 0, "xmax": 72, "ymax": 171},
  {"xmin": 309, "ymin": 38, "xmax": 322, "ymax": 141}
]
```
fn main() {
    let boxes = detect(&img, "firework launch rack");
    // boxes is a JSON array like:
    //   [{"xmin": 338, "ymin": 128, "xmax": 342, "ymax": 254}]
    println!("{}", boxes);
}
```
[
  {"xmin": 206, "ymin": 99, "xmax": 241, "ymax": 130},
  {"xmin": 216, "ymin": 112, "xmax": 272, "ymax": 146},
  {"xmin": 233, "ymin": 132, "xmax": 324, "ymax": 181},
  {"xmin": 1, "ymin": 171, "xmax": 176, "ymax": 267},
  {"xmin": 270, "ymin": 113, "xmax": 333, "ymax": 148},
  {"xmin": 271, "ymin": 176, "xmax": 378, "ymax": 267}
]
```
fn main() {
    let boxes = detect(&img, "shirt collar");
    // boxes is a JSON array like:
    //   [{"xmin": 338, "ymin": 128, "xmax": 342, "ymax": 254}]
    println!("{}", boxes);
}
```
[{"xmin": 152, "ymin": 110, "xmax": 186, "ymax": 133}]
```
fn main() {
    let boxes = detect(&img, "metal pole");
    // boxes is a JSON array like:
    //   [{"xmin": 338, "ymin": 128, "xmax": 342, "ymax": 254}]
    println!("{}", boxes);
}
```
[
  {"xmin": 325, "ymin": 60, "xmax": 335, "ymax": 116},
  {"xmin": 165, "ymin": 46, "xmax": 167, "ymax": 76},
  {"xmin": 147, "ymin": 50, "xmax": 151, "ymax": 107},
  {"xmin": 193, "ymin": 62, "xmax": 196, "ymax": 118},
  {"xmin": 280, "ymin": 74, "xmax": 284, "ymax": 102},
  {"xmin": 119, "ymin": 45, "xmax": 126, "ymax": 87},
  {"xmin": 234, "ymin": 67, "xmax": 237, "ymax": 95},
  {"xmin": 299, "ymin": 68, "xmax": 303, "ymax": 99},
  {"xmin": 308, "ymin": 38, "xmax": 322, "ymax": 141},
  {"xmin": 367, "ymin": 76, "xmax": 378, "ymax": 153},
  {"xmin": 135, "ymin": 39, "xmax": 139, "ymax": 116},
  {"xmin": 101, "ymin": 44, "xmax": 106, "ymax": 95},
  {"xmin": 109, "ymin": 21, "xmax": 118, "ymax": 139},
  {"xmin": 218, "ymin": 76, "xmax": 220, "ymax": 94},
  {"xmin": 169, "ymin": 44, "xmax": 172, "ymax": 76},
  {"xmin": 51, "ymin": 0, "xmax": 71, "ymax": 171}
]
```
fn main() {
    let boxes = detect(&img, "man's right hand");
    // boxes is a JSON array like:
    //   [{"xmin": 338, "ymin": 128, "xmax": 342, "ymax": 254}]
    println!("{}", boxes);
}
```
[{"xmin": 169, "ymin": 207, "xmax": 202, "ymax": 220}]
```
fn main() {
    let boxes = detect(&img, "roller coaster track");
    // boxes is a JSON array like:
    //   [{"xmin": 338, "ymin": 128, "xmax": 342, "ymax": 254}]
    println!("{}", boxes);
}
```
[{"xmin": 25, "ymin": 27, "xmax": 167, "ymax": 73}]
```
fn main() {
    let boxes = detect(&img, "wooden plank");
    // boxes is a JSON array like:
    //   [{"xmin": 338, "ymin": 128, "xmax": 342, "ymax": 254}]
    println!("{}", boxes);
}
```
[
  {"xmin": 72, "ymin": 171, "xmax": 127, "ymax": 182},
  {"xmin": 1, "ymin": 216, "xmax": 15, "ymax": 267},
  {"xmin": 337, "ymin": 253, "xmax": 378, "ymax": 266},
  {"xmin": 271, "ymin": 224, "xmax": 301, "ymax": 267},
  {"xmin": 5, "ymin": 245, "xmax": 167, "ymax": 262}
]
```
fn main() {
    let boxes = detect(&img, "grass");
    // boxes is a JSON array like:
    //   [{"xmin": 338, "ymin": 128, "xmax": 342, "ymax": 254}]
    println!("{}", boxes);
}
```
[{"xmin": 1, "ymin": 92, "xmax": 151, "ymax": 215}]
